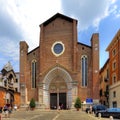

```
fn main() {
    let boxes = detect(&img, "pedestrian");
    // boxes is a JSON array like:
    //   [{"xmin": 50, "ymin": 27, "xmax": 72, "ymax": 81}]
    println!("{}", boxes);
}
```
[
  {"xmin": 60, "ymin": 104, "xmax": 63, "ymax": 110},
  {"xmin": 67, "ymin": 105, "xmax": 69, "ymax": 110},
  {"xmin": 26, "ymin": 104, "xmax": 30, "ymax": 111},
  {"xmin": 14, "ymin": 104, "xmax": 17, "ymax": 111},
  {"xmin": 3, "ymin": 104, "xmax": 8, "ymax": 118},
  {"xmin": 8, "ymin": 105, "xmax": 12, "ymax": 118},
  {"xmin": 89, "ymin": 105, "xmax": 92, "ymax": 114},
  {"xmin": 0, "ymin": 107, "xmax": 2, "ymax": 113},
  {"xmin": 58, "ymin": 105, "xmax": 61, "ymax": 110},
  {"xmin": 0, "ymin": 113, "xmax": 1, "ymax": 120}
]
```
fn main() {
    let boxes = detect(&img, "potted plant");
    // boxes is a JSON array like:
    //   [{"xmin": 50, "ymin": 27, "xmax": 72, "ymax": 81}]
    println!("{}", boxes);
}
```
[
  {"xmin": 74, "ymin": 97, "xmax": 81, "ymax": 111},
  {"xmin": 29, "ymin": 98, "xmax": 36, "ymax": 110}
]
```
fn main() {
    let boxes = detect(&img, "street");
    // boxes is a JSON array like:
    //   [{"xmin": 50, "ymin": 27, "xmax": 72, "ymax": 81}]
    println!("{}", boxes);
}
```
[{"xmin": 0, "ymin": 109, "xmax": 115, "ymax": 120}]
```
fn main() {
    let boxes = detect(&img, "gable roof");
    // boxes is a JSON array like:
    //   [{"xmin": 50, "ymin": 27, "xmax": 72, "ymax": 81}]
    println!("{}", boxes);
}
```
[
  {"xmin": 2, "ymin": 62, "xmax": 13, "ymax": 72},
  {"xmin": 40, "ymin": 13, "xmax": 77, "ymax": 26},
  {"xmin": 77, "ymin": 42, "xmax": 91, "ymax": 48},
  {"xmin": 106, "ymin": 29, "xmax": 120, "ymax": 51}
]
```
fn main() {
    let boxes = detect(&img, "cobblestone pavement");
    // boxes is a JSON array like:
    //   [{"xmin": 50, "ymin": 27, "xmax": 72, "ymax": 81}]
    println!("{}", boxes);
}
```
[{"xmin": 0, "ymin": 109, "xmax": 116, "ymax": 120}]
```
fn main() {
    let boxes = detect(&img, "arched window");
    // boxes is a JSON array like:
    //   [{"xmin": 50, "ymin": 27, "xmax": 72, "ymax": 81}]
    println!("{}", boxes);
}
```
[
  {"xmin": 31, "ymin": 60, "xmax": 37, "ymax": 88},
  {"xmin": 81, "ymin": 55, "xmax": 88, "ymax": 87}
]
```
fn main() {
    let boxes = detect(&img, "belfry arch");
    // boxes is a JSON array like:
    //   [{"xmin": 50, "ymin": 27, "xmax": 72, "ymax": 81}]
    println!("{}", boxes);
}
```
[{"xmin": 42, "ymin": 66, "xmax": 73, "ymax": 109}]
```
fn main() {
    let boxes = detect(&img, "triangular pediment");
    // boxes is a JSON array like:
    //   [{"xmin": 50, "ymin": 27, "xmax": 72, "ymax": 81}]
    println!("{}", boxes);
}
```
[{"xmin": 40, "ymin": 13, "xmax": 77, "ymax": 26}]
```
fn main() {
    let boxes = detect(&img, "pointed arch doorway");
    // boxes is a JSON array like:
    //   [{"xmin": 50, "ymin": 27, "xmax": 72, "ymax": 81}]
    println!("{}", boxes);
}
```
[{"xmin": 43, "ymin": 66, "xmax": 73, "ymax": 109}]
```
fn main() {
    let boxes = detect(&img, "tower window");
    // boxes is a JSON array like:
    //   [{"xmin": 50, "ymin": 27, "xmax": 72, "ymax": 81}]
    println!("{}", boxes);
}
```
[{"xmin": 81, "ymin": 55, "xmax": 88, "ymax": 87}]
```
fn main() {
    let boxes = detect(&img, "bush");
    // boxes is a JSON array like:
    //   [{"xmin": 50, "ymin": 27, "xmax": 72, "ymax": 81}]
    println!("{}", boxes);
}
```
[
  {"xmin": 29, "ymin": 98, "xmax": 36, "ymax": 108},
  {"xmin": 74, "ymin": 97, "xmax": 81, "ymax": 109}
]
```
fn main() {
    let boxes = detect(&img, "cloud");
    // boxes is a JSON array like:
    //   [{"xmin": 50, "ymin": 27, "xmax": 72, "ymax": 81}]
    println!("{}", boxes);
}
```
[
  {"xmin": 0, "ymin": 1, "xmax": 24, "ymax": 40},
  {"xmin": 61, "ymin": 0, "xmax": 118, "ymax": 31},
  {"xmin": 0, "ymin": 36, "xmax": 19, "ymax": 71},
  {"xmin": 0, "ymin": 0, "xmax": 24, "ymax": 71},
  {"xmin": 0, "ymin": 37, "xmax": 19, "ymax": 60},
  {"xmin": 0, "ymin": 0, "xmax": 61, "ymax": 71}
]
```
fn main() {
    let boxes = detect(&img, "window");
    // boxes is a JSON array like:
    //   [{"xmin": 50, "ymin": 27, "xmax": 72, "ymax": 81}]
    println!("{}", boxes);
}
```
[
  {"xmin": 112, "ymin": 49, "xmax": 116, "ymax": 57},
  {"xmin": 99, "ymin": 89, "xmax": 103, "ymax": 96},
  {"xmin": 112, "ymin": 74, "xmax": 117, "ymax": 84},
  {"xmin": 54, "ymin": 43, "xmax": 63, "ymax": 54},
  {"xmin": 106, "ymin": 85, "xmax": 109, "ymax": 91},
  {"xmin": 112, "ymin": 61, "xmax": 116, "ymax": 70},
  {"xmin": 15, "ymin": 88, "xmax": 18, "ymax": 92},
  {"xmin": 15, "ymin": 78, "xmax": 18, "ymax": 83},
  {"xmin": 113, "ymin": 91, "xmax": 116, "ymax": 98},
  {"xmin": 106, "ymin": 69, "xmax": 109, "ymax": 79},
  {"xmin": 31, "ymin": 60, "xmax": 37, "ymax": 88},
  {"xmin": 112, "ymin": 101, "xmax": 117, "ymax": 108},
  {"xmin": 51, "ymin": 41, "xmax": 65, "ymax": 57},
  {"xmin": 81, "ymin": 55, "xmax": 87, "ymax": 87}
]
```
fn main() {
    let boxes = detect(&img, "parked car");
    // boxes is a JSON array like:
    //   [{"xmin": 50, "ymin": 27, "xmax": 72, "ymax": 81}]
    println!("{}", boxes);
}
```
[
  {"xmin": 86, "ymin": 104, "xmax": 107, "ymax": 114},
  {"xmin": 96, "ymin": 108, "xmax": 120, "ymax": 119}
]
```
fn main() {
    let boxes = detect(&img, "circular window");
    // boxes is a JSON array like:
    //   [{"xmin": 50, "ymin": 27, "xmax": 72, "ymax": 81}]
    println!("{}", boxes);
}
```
[
  {"xmin": 54, "ymin": 43, "xmax": 63, "ymax": 54},
  {"xmin": 51, "ymin": 41, "xmax": 65, "ymax": 56}
]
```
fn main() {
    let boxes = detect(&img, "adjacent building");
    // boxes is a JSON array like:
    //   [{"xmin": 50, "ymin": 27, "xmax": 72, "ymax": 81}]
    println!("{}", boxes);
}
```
[
  {"xmin": 20, "ymin": 13, "xmax": 100, "ymax": 109},
  {"xmin": 99, "ymin": 59, "xmax": 109, "ymax": 107},
  {"xmin": 106, "ymin": 29, "xmax": 120, "ymax": 107},
  {"xmin": 0, "ymin": 62, "xmax": 20, "ymax": 108}
]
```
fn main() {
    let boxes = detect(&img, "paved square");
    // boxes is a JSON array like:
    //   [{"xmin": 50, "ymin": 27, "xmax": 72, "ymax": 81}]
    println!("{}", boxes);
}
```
[{"xmin": 1, "ymin": 109, "xmax": 110, "ymax": 120}]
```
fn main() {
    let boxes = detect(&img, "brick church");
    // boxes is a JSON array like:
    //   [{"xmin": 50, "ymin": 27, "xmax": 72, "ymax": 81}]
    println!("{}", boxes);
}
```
[{"xmin": 20, "ymin": 13, "xmax": 99, "ymax": 109}]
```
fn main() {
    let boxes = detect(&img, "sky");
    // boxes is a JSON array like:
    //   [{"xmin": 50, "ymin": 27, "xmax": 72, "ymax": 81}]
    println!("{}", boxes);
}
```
[{"xmin": 0, "ymin": 0, "xmax": 120, "ymax": 72}]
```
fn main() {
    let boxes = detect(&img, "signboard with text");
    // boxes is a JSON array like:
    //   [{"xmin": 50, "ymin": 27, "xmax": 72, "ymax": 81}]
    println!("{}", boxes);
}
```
[{"xmin": 86, "ymin": 98, "xmax": 93, "ymax": 104}]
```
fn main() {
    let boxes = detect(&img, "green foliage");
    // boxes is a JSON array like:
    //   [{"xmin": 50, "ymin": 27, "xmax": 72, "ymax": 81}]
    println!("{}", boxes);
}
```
[
  {"xmin": 74, "ymin": 97, "xmax": 81, "ymax": 108},
  {"xmin": 29, "ymin": 98, "xmax": 36, "ymax": 108}
]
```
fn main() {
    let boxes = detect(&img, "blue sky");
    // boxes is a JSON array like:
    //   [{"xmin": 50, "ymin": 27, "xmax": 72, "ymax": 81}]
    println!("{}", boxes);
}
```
[{"xmin": 0, "ymin": 0, "xmax": 120, "ymax": 72}]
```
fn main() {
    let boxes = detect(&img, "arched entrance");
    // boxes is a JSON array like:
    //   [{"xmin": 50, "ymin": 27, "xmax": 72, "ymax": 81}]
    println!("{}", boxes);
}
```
[
  {"xmin": 5, "ymin": 91, "xmax": 14, "ymax": 107},
  {"xmin": 43, "ymin": 66, "xmax": 73, "ymax": 109}
]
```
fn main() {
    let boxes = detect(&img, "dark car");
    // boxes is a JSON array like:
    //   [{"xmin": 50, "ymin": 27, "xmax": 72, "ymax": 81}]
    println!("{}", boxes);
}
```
[
  {"xmin": 96, "ymin": 108, "xmax": 120, "ymax": 119},
  {"xmin": 86, "ymin": 104, "xmax": 106, "ymax": 114}
]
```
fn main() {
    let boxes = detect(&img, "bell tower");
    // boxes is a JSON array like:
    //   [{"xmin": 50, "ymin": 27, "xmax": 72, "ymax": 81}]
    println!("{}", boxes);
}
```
[
  {"xmin": 91, "ymin": 33, "xmax": 100, "ymax": 100},
  {"xmin": 20, "ymin": 41, "xmax": 29, "ymax": 104}
]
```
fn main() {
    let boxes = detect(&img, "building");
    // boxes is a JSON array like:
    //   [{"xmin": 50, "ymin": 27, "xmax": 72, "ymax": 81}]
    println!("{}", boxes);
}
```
[
  {"xmin": 99, "ymin": 59, "xmax": 109, "ymax": 107},
  {"xmin": 106, "ymin": 29, "xmax": 120, "ymax": 107},
  {"xmin": 0, "ymin": 62, "xmax": 20, "ymax": 108},
  {"xmin": 20, "ymin": 13, "xmax": 100, "ymax": 109}
]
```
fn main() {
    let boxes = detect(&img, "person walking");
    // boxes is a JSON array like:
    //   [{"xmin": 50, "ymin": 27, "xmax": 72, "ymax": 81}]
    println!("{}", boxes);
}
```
[{"xmin": 3, "ymin": 104, "xmax": 8, "ymax": 118}]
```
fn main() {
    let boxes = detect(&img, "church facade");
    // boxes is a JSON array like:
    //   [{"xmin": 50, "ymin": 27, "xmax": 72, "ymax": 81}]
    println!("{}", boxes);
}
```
[{"xmin": 20, "ymin": 13, "xmax": 99, "ymax": 109}]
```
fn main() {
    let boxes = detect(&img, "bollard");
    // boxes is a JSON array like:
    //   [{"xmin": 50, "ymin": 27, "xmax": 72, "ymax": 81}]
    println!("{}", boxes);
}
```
[
  {"xmin": 109, "ymin": 116, "xmax": 113, "ymax": 120},
  {"xmin": 98, "ymin": 113, "xmax": 101, "ymax": 119}
]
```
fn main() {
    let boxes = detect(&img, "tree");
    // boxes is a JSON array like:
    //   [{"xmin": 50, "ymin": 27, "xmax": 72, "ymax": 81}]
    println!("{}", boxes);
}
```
[
  {"xmin": 29, "ymin": 98, "xmax": 36, "ymax": 109},
  {"xmin": 74, "ymin": 97, "xmax": 81, "ymax": 110}
]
